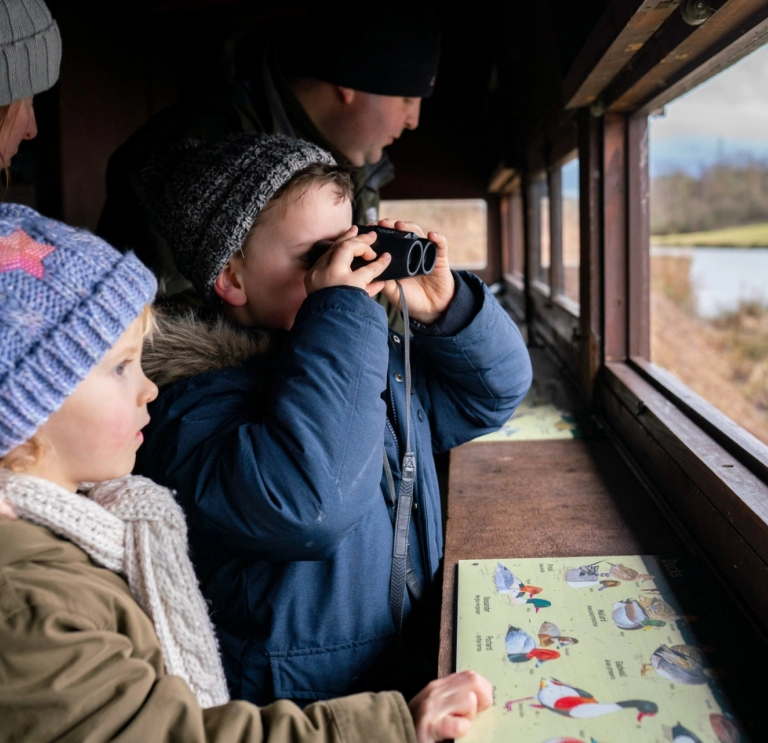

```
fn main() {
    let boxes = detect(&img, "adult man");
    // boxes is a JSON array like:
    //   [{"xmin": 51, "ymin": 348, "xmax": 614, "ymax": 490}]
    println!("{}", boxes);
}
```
[{"xmin": 98, "ymin": 6, "xmax": 440, "ymax": 296}]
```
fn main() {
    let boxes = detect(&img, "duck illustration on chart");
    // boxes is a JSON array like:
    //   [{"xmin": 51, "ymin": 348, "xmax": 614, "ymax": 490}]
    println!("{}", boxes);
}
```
[
  {"xmin": 538, "ymin": 621, "xmax": 579, "ymax": 648},
  {"xmin": 603, "ymin": 562, "xmax": 653, "ymax": 582},
  {"xmin": 565, "ymin": 561, "xmax": 652, "ymax": 590},
  {"xmin": 669, "ymin": 722, "xmax": 704, "ymax": 743},
  {"xmin": 505, "ymin": 677, "xmax": 658, "ymax": 722},
  {"xmin": 612, "ymin": 594, "xmax": 682, "ymax": 630},
  {"xmin": 494, "ymin": 562, "xmax": 551, "ymax": 611},
  {"xmin": 505, "ymin": 625, "xmax": 561, "ymax": 666},
  {"xmin": 495, "ymin": 562, "xmax": 544, "ymax": 598},
  {"xmin": 641, "ymin": 644, "xmax": 716, "ymax": 685}
]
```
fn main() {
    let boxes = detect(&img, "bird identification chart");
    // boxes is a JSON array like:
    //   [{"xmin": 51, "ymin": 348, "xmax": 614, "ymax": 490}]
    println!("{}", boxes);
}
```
[{"xmin": 456, "ymin": 556, "xmax": 751, "ymax": 743}]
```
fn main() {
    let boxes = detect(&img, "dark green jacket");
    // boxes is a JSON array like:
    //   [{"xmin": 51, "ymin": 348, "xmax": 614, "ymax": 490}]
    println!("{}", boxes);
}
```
[
  {"xmin": 97, "ymin": 36, "xmax": 394, "ymax": 296},
  {"xmin": 0, "ymin": 514, "xmax": 417, "ymax": 742}
]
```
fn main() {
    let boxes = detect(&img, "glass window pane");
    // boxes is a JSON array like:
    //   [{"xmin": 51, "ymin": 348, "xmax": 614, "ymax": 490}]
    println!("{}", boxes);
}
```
[
  {"xmin": 531, "ymin": 174, "xmax": 550, "ymax": 286},
  {"xmin": 379, "ymin": 199, "xmax": 487, "ymax": 269},
  {"xmin": 649, "ymin": 42, "xmax": 768, "ymax": 445},
  {"xmin": 560, "ymin": 156, "xmax": 580, "ymax": 304}
]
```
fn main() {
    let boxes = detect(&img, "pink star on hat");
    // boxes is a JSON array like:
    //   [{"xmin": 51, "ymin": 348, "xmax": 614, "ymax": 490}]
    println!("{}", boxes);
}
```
[{"xmin": 0, "ymin": 229, "xmax": 56, "ymax": 279}]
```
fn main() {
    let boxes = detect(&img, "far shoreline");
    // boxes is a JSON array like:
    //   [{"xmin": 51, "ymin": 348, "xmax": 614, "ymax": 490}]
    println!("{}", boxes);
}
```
[{"xmin": 652, "ymin": 221, "xmax": 768, "ymax": 248}]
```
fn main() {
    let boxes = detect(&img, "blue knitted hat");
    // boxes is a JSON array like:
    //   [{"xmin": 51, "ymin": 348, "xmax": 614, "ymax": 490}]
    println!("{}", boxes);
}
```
[{"xmin": 0, "ymin": 204, "xmax": 157, "ymax": 457}]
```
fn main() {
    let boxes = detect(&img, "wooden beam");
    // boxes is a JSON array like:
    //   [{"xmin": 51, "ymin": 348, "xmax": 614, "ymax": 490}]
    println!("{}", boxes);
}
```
[
  {"xmin": 603, "ymin": 114, "xmax": 628, "ymax": 362},
  {"xmin": 628, "ymin": 115, "xmax": 650, "ymax": 358},
  {"xmin": 636, "ymin": 6, "xmax": 768, "ymax": 116},
  {"xmin": 549, "ymin": 165, "xmax": 563, "ymax": 300},
  {"xmin": 578, "ymin": 111, "xmax": 603, "ymax": 404},
  {"xmin": 604, "ymin": 364, "xmax": 768, "ymax": 553},
  {"xmin": 563, "ymin": 0, "xmax": 682, "ymax": 110},
  {"xmin": 598, "ymin": 368, "xmax": 768, "ymax": 632},
  {"xmin": 631, "ymin": 356, "xmax": 768, "ymax": 484},
  {"xmin": 607, "ymin": 0, "xmax": 768, "ymax": 112}
]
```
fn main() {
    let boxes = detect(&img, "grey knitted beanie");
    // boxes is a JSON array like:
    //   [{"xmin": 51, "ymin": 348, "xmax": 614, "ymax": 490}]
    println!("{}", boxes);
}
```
[
  {"xmin": 0, "ymin": 0, "xmax": 61, "ymax": 106},
  {"xmin": 141, "ymin": 133, "xmax": 336, "ymax": 300}
]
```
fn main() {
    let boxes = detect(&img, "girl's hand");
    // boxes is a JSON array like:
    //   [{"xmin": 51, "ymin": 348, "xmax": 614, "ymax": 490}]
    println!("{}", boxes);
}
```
[
  {"xmin": 0, "ymin": 497, "xmax": 17, "ymax": 519},
  {"xmin": 408, "ymin": 670, "xmax": 493, "ymax": 742},
  {"xmin": 304, "ymin": 226, "xmax": 391, "ymax": 297},
  {"xmin": 377, "ymin": 218, "xmax": 455, "ymax": 325}
]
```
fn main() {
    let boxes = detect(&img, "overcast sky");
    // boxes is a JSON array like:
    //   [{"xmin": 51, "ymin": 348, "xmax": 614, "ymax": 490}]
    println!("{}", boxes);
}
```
[{"xmin": 650, "ymin": 42, "xmax": 768, "ymax": 141}]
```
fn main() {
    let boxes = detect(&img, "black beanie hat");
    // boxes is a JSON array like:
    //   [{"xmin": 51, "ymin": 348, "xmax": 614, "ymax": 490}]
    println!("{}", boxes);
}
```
[
  {"xmin": 140, "ymin": 134, "xmax": 336, "ymax": 300},
  {"xmin": 285, "ymin": 5, "xmax": 440, "ymax": 98}
]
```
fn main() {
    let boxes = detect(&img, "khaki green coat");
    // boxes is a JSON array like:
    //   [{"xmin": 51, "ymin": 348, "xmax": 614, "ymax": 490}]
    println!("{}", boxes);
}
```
[{"xmin": 0, "ymin": 516, "xmax": 416, "ymax": 743}]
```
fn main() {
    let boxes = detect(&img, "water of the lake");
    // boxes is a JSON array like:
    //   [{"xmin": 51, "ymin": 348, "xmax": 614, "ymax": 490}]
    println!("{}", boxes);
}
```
[{"xmin": 650, "ymin": 246, "xmax": 768, "ymax": 318}]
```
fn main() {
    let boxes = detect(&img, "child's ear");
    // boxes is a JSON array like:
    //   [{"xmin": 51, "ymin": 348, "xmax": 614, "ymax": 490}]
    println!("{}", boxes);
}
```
[
  {"xmin": 337, "ymin": 86, "xmax": 356, "ymax": 105},
  {"xmin": 213, "ymin": 261, "xmax": 248, "ymax": 307}
]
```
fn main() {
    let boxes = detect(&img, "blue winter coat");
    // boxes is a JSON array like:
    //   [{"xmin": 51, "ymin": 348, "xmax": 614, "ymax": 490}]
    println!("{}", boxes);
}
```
[{"xmin": 137, "ymin": 273, "xmax": 531, "ymax": 704}]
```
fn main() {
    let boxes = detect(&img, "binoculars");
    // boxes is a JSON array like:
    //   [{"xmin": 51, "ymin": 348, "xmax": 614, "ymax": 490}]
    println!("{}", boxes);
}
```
[{"xmin": 307, "ymin": 225, "xmax": 438, "ymax": 282}]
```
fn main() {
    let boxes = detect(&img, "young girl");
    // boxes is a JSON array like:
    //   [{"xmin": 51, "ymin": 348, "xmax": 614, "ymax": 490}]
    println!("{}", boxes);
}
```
[{"xmin": 0, "ymin": 203, "xmax": 491, "ymax": 741}]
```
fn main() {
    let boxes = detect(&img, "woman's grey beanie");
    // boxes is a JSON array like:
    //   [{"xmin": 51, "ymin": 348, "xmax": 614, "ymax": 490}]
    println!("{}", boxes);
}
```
[
  {"xmin": 0, "ymin": 0, "xmax": 61, "ymax": 106},
  {"xmin": 141, "ymin": 133, "xmax": 336, "ymax": 300}
]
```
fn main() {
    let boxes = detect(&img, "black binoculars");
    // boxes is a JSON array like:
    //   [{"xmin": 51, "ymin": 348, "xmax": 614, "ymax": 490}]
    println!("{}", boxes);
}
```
[{"xmin": 307, "ymin": 225, "xmax": 438, "ymax": 282}]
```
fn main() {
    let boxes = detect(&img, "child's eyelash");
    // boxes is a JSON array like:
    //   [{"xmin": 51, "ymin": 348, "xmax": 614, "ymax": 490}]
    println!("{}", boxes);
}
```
[{"xmin": 115, "ymin": 359, "xmax": 133, "ymax": 374}]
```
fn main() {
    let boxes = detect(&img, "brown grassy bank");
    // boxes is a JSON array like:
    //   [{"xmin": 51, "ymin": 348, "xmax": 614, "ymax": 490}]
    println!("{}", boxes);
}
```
[{"xmin": 650, "ymin": 255, "xmax": 768, "ymax": 445}]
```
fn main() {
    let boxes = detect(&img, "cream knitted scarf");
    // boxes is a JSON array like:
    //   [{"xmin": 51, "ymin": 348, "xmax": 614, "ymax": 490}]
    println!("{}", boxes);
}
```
[{"xmin": 0, "ymin": 470, "xmax": 230, "ymax": 708}]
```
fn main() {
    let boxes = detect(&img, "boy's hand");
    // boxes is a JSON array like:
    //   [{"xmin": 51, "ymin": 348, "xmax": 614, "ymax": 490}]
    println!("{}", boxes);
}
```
[
  {"xmin": 377, "ymin": 218, "xmax": 455, "ymax": 325},
  {"xmin": 408, "ymin": 670, "xmax": 493, "ymax": 742},
  {"xmin": 304, "ymin": 226, "xmax": 391, "ymax": 297}
]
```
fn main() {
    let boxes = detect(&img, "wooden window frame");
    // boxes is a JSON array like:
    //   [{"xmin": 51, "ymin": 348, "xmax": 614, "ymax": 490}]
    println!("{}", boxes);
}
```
[
  {"xmin": 584, "ymin": 3, "xmax": 768, "ymax": 614},
  {"xmin": 487, "ymin": 0, "xmax": 768, "ymax": 615},
  {"xmin": 501, "ymin": 189, "xmax": 525, "ymax": 288},
  {"xmin": 500, "ymin": 186, "xmax": 526, "ymax": 322}
]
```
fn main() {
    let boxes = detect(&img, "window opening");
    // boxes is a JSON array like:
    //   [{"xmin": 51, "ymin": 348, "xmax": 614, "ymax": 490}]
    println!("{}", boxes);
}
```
[
  {"xmin": 530, "ymin": 174, "xmax": 550, "ymax": 287},
  {"xmin": 379, "ymin": 199, "xmax": 487, "ymax": 270},
  {"xmin": 649, "ymin": 42, "xmax": 768, "ymax": 445},
  {"xmin": 559, "ymin": 155, "xmax": 580, "ymax": 306}
]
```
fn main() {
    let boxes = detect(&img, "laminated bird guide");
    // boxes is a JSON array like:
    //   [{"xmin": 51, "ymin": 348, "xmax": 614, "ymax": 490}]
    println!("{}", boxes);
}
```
[{"xmin": 455, "ymin": 555, "xmax": 762, "ymax": 742}]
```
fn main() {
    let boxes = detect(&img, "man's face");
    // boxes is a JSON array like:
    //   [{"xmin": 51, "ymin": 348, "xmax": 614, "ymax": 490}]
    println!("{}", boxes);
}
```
[
  {"xmin": 231, "ymin": 184, "xmax": 353, "ymax": 329},
  {"xmin": 333, "ymin": 93, "xmax": 421, "ymax": 167}
]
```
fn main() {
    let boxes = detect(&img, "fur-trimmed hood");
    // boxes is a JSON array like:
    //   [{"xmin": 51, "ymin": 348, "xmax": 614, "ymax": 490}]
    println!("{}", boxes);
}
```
[{"xmin": 142, "ymin": 309, "xmax": 271, "ymax": 388}]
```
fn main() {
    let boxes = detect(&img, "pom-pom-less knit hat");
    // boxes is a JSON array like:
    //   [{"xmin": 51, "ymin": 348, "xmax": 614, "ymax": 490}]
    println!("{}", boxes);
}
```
[
  {"xmin": 141, "ymin": 133, "xmax": 336, "ymax": 300},
  {"xmin": 284, "ymin": 5, "xmax": 441, "ymax": 99},
  {"xmin": 0, "ymin": 0, "xmax": 61, "ymax": 106},
  {"xmin": 0, "ymin": 204, "xmax": 157, "ymax": 457}
]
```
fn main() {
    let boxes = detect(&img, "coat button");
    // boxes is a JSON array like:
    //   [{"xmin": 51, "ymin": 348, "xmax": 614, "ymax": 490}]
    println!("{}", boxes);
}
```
[
  {"xmin": 394, "ymin": 373, "xmax": 403, "ymax": 382},
  {"xmin": 418, "ymin": 409, "xmax": 424, "ymax": 422},
  {"xmin": 392, "ymin": 334, "xmax": 401, "ymax": 344}
]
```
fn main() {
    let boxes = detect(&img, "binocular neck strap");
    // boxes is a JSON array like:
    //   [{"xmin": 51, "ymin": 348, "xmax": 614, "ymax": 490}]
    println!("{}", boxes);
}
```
[{"xmin": 386, "ymin": 283, "xmax": 422, "ymax": 634}]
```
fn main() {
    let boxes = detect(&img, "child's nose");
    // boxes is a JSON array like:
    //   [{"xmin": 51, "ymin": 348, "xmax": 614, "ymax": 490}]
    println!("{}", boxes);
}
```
[{"xmin": 140, "ymin": 374, "xmax": 159, "ymax": 405}]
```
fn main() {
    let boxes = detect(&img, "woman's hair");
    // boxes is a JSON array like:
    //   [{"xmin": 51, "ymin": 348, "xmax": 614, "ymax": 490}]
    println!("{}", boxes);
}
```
[
  {"xmin": 240, "ymin": 162, "xmax": 353, "ymax": 257},
  {"xmin": 0, "ymin": 305, "xmax": 157, "ymax": 473}
]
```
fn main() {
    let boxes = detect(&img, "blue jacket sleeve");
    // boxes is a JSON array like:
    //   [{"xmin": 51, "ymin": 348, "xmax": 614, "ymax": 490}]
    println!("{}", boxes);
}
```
[
  {"xmin": 410, "ymin": 272, "xmax": 532, "ymax": 453},
  {"xmin": 142, "ymin": 287, "xmax": 390, "ymax": 561}
]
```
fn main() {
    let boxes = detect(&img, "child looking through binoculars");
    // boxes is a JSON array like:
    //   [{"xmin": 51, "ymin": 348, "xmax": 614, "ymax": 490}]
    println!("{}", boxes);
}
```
[{"xmin": 135, "ymin": 133, "xmax": 533, "ymax": 705}]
